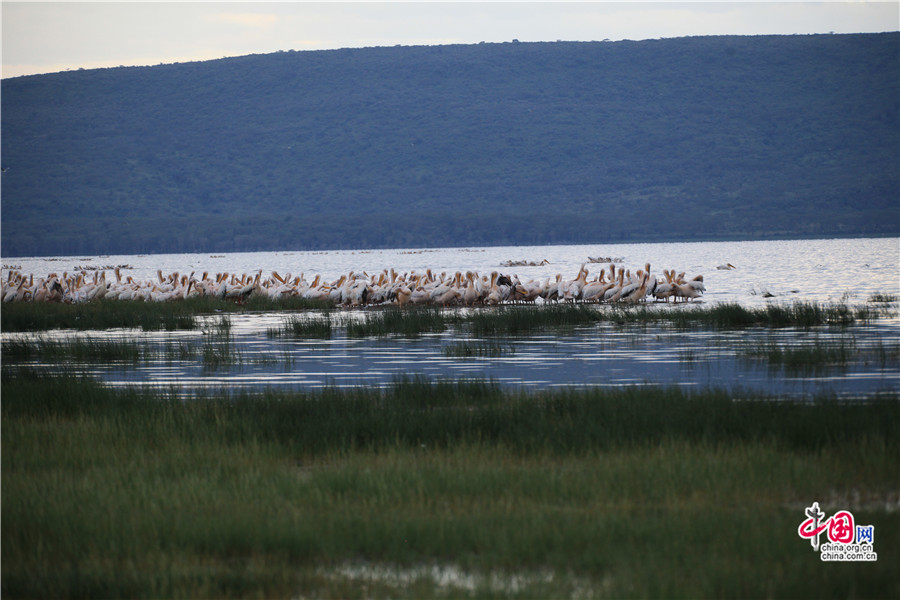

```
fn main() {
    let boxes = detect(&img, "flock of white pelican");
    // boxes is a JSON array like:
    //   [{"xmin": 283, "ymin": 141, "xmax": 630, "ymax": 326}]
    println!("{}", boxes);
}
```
[{"xmin": 2, "ymin": 263, "xmax": 706, "ymax": 307}]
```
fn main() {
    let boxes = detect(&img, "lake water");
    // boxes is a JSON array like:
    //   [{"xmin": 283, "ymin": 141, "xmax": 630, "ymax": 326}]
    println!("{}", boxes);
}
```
[{"xmin": 3, "ymin": 238, "xmax": 899, "ymax": 398}]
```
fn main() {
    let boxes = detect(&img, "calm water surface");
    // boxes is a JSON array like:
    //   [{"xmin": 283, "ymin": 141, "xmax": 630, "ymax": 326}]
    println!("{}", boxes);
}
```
[
  {"xmin": 24, "ymin": 315, "xmax": 893, "ymax": 399},
  {"xmin": 4, "ymin": 238, "xmax": 899, "ymax": 397}
]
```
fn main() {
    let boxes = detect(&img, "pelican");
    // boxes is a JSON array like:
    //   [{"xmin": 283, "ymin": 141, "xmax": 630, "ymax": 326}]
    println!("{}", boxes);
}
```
[
  {"xmin": 611, "ymin": 270, "xmax": 643, "ymax": 303},
  {"xmin": 652, "ymin": 270, "xmax": 676, "ymax": 302},
  {"xmin": 463, "ymin": 272, "xmax": 479, "ymax": 306},
  {"xmin": 674, "ymin": 273, "xmax": 704, "ymax": 302},
  {"xmin": 580, "ymin": 271, "xmax": 609, "ymax": 303},
  {"xmin": 486, "ymin": 272, "xmax": 503, "ymax": 305},
  {"xmin": 393, "ymin": 284, "xmax": 412, "ymax": 307},
  {"xmin": 603, "ymin": 269, "xmax": 625, "ymax": 302},
  {"xmin": 621, "ymin": 271, "xmax": 650, "ymax": 304},
  {"xmin": 6, "ymin": 262, "xmax": 705, "ymax": 307}
]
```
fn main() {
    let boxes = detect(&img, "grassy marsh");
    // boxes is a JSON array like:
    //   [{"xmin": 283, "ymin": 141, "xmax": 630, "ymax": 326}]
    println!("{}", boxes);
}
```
[
  {"xmin": 199, "ymin": 317, "xmax": 241, "ymax": 368},
  {"xmin": 2, "ymin": 372, "xmax": 898, "ymax": 598},
  {"xmin": 0, "ymin": 295, "xmax": 330, "ymax": 332},
  {"xmin": 741, "ymin": 338, "xmax": 858, "ymax": 372},
  {"xmin": 4, "ymin": 304, "xmax": 896, "ymax": 388},
  {"xmin": 1, "ymin": 297, "xmax": 198, "ymax": 332},
  {"xmin": 2, "ymin": 296, "xmax": 897, "ymax": 597},
  {"xmin": 2, "ymin": 298, "xmax": 892, "ymax": 335},
  {"xmin": 1, "ymin": 336, "xmax": 144, "ymax": 363},
  {"xmin": 344, "ymin": 307, "xmax": 456, "ymax": 338},
  {"xmin": 868, "ymin": 292, "xmax": 898, "ymax": 303},
  {"xmin": 739, "ymin": 336, "xmax": 900, "ymax": 372},
  {"xmin": 2, "ymin": 335, "xmax": 208, "ymax": 365},
  {"xmin": 266, "ymin": 314, "xmax": 333, "ymax": 339},
  {"xmin": 1, "ymin": 316, "xmax": 247, "ymax": 369}
]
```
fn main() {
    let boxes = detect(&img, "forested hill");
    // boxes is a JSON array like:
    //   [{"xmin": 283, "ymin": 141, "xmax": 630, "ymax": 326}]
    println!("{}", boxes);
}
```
[{"xmin": 2, "ymin": 33, "xmax": 898, "ymax": 257}]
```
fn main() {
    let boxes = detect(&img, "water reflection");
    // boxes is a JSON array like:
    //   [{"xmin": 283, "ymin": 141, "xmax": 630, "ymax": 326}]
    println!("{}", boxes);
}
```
[{"xmin": 5, "ymin": 311, "xmax": 898, "ymax": 400}]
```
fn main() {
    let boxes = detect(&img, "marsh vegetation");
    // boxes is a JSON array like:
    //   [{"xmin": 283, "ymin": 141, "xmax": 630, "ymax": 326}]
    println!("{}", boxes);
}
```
[
  {"xmin": 2, "ymin": 298, "xmax": 890, "ymax": 335},
  {"xmin": 2, "ymin": 371, "xmax": 897, "ymax": 598},
  {"xmin": 3, "ymin": 299, "xmax": 897, "ymax": 397},
  {"xmin": 2, "ymin": 296, "xmax": 898, "ymax": 598}
]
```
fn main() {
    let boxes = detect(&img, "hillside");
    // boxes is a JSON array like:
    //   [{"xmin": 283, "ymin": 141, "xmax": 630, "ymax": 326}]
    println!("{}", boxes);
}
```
[{"xmin": 2, "ymin": 33, "xmax": 898, "ymax": 257}]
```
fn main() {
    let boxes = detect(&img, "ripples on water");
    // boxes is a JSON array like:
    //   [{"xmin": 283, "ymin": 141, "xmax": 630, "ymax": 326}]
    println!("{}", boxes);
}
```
[
  {"xmin": 6, "ymin": 309, "xmax": 899, "ymax": 400},
  {"xmin": 3, "ymin": 238, "xmax": 899, "ymax": 398}
]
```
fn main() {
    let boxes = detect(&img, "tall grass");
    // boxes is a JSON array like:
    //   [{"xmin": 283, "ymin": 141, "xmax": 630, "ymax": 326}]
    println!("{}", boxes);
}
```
[
  {"xmin": 740, "ymin": 336, "xmax": 900, "ymax": 372},
  {"xmin": 0, "ymin": 296, "xmax": 331, "ymax": 332},
  {"xmin": 3, "ymin": 299, "xmax": 889, "ymax": 334},
  {"xmin": 2, "ymin": 336, "xmax": 143, "ymax": 363},
  {"xmin": 344, "ymin": 307, "xmax": 456, "ymax": 338},
  {"xmin": 266, "ymin": 314, "xmax": 333, "ymax": 339},
  {"xmin": 1, "ymin": 298, "xmax": 198, "ymax": 331},
  {"xmin": 2, "ymin": 372, "xmax": 897, "ymax": 598},
  {"xmin": 4, "ymin": 371, "xmax": 896, "ymax": 458},
  {"xmin": 468, "ymin": 304, "xmax": 600, "ymax": 335},
  {"xmin": 742, "ymin": 339, "xmax": 856, "ymax": 372},
  {"xmin": 200, "ymin": 316, "xmax": 240, "ymax": 368},
  {"xmin": 241, "ymin": 295, "xmax": 334, "ymax": 312},
  {"xmin": 868, "ymin": 292, "xmax": 898, "ymax": 303},
  {"xmin": 1, "ymin": 336, "xmax": 208, "ymax": 364}
]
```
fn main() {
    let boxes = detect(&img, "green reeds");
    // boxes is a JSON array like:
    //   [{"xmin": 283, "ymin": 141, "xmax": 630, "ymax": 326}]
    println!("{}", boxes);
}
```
[
  {"xmin": 742, "ymin": 339, "xmax": 856, "ymax": 372},
  {"xmin": 2, "ymin": 373, "xmax": 898, "ymax": 599},
  {"xmin": 651, "ymin": 302, "xmax": 876, "ymax": 328},
  {"xmin": 266, "ymin": 315, "xmax": 333, "ymax": 339},
  {"xmin": 1, "ymin": 298, "xmax": 199, "ymax": 332},
  {"xmin": 6, "ymin": 371, "xmax": 894, "ymax": 456},
  {"xmin": 200, "ymin": 316, "xmax": 239, "ymax": 368},
  {"xmin": 463, "ymin": 301, "xmax": 884, "ymax": 335},
  {"xmin": 1, "ymin": 298, "xmax": 891, "ymax": 334},
  {"xmin": 1, "ymin": 336, "xmax": 143, "ymax": 363},
  {"xmin": 344, "ymin": 307, "xmax": 456, "ymax": 338},
  {"xmin": 240, "ymin": 294, "xmax": 334, "ymax": 312},
  {"xmin": 868, "ymin": 292, "xmax": 898, "ymax": 303},
  {"xmin": 742, "ymin": 337, "xmax": 900, "ymax": 372},
  {"xmin": 0, "ymin": 296, "xmax": 331, "ymax": 332},
  {"xmin": 1, "ymin": 336, "xmax": 207, "ymax": 364},
  {"xmin": 468, "ymin": 304, "xmax": 600, "ymax": 335}
]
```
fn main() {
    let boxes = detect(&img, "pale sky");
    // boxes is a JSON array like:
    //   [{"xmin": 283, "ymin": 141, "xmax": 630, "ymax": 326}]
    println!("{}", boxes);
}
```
[{"xmin": 2, "ymin": 2, "xmax": 898, "ymax": 78}]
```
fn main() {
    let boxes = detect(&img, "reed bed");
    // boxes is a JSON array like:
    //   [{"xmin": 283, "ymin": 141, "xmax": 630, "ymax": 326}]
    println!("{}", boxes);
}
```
[
  {"xmin": 2, "ymin": 371, "xmax": 898, "ymax": 598},
  {"xmin": 742, "ymin": 339, "xmax": 856, "ymax": 372},
  {"xmin": 739, "ymin": 336, "xmax": 900, "ymax": 372},
  {"xmin": 266, "ymin": 314, "xmax": 333, "ymax": 339},
  {"xmin": 344, "ymin": 307, "xmax": 458, "ymax": 338},
  {"xmin": 0, "ymin": 297, "xmax": 198, "ymax": 332},
  {"xmin": 458, "ymin": 301, "xmax": 885, "ymax": 337},
  {"xmin": 1, "ymin": 336, "xmax": 144, "ymax": 363},
  {"xmin": 0, "ymin": 331, "xmax": 250, "ymax": 370},
  {"xmin": 5, "ymin": 308, "xmax": 895, "ymax": 384},
  {"xmin": 2, "ymin": 298, "xmax": 891, "ymax": 334},
  {"xmin": 868, "ymin": 292, "xmax": 898, "ymax": 303},
  {"xmin": 198, "ymin": 316, "xmax": 241, "ymax": 368},
  {"xmin": 0, "ymin": 296, "xmax": 330, "ymax": 332},
  {"xmin": 303, "ymin": 300, "xmax": 888, "ymax": 339},
  {"xmin": 3, "ymin": 371, "xmax": 896, "ymax": 455},
  {"xmin": 468, "ymin": 304, "xmax": 600, "ymax": 335}
]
